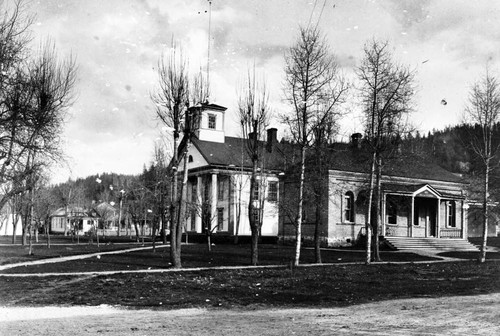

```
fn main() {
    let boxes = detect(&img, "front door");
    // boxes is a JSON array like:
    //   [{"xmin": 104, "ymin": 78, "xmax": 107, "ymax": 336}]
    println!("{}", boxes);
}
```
[{"xmin": 414, "ymin": 198, "xmax": 437, "ymax": 237}]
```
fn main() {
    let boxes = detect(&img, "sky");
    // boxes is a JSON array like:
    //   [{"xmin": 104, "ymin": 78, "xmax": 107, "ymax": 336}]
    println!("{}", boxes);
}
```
[{"xmin": 24, "ymin": 0, "xmax": 500, "ymax": 183}]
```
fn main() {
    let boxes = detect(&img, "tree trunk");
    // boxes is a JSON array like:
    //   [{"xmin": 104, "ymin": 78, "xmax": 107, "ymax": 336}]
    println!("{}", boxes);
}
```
[
  {"xmin": 11, "ymin": 200, "xmax": 18, "ymax": 244},
  {"xmin": 152, "ymin": 224, "xmax": 157, "ymax": 252},
  {"xmin": 133, "ymin": 221, "xmax": 140, "ymax": 242},
  {"xmin": 249, "ymin": 159, "xmax": 259, "ymax": 265},
  {"xmin": 365, "ymin": 151, "xmax": 377, "ymax": 265},
  {"xmin": 479, "ymin": 160, "xmax": 490, "ymax": 263},
  {"xmin": 313, "ymin": 149, "xmax": 323, "ymax": 264},
  {"xmin": 173, "ymin": 142, "xmax": 190, "ymax": 268},
  {"xmin": 170, "ymin": 125, "xmax": 181, "ymax": 267},
  {"xmin": 234, "ymin": 176, "xmax": 242, "ymax": 245},
  {"xmin": 161, "ymin": 205, "xmax": 167, "ymax": 245},
  {"xmin": 294, "ymin": 146, "xmax": 307, "ymax": 266},
  {"xmin": 45, "ymin": 221, "xmax": 51, "ymax": 249},
  {"xmin": 28, "ymin": 224, "xmax": 33, "ymax": 255},
  {"xmin": 117, "ymin": 198, "xmax": 122, "ymax": 237},
  {"xmin": 22, "ymin": 210, "xmax": 28, "ymax": 246},
  {"xmin": 314, "ymin": 197, "xmax": 322, "ymax": 264},
  {"xmin": 372, "ymin": 154, "xmax": 382, "ymax": 262}
]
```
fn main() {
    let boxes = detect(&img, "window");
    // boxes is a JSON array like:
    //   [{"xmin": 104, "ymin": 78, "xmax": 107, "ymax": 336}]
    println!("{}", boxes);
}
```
[
  {"xmin": 344, "ymin": 192, "xmax": 355, "ymax": 222},
  {"xmin": 387, "ymin": 200, "xmax": 397, "ymax": 225},
  {"xmin": 191, "ymin": 182, "xmax": 198, "ymax": 203},
  {"xmin": 218, "ymin": 178, "xmax": 227, "ymax": 201},
  {"xmin": 447, "ymin": 201, "xmax": 456, "ymax": 227},
  {"xmin": 268, "ymin": 181, "xmax": 278, "ymax": 202},
  {"xmin": 208, "ymin": 113, "xmax": 216, "ymax": 129},
  {"xmin": 188, "ymin": 155, "xmax": 193, "ymax": 163},
  {"xmin": 190, "ymin": 209, "xmax": 197, "ymax": 231},
  {"xmin": 217, "ymin": 208, "xmax": 224, "ymax": 230}
]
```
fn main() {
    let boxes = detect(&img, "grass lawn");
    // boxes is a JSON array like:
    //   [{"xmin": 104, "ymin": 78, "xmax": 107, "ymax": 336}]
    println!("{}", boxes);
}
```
[
  {"xmin": 1, "ymin": 261, "xmax": 499, "ymax": 309},
  {"xmin": 1, "ymin": 236, "xmax": 499, "ymax": 309},
  {"xmin": 0, "ymin": 243, "xmax": 442, "ymax": 274},
  {"xmin": 0, "ymin": 234, "xmax": 159, "ymax": 265}
]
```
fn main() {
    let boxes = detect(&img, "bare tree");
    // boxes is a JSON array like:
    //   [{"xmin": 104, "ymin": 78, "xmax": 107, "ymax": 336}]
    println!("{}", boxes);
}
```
[
  {"xmin": 283, "ymin": 25, "xmax": 348, "ymax": 266},
  {"xmin": 152, "ymin": 142, "xmax": 170, "ymax": 244},
  {"xmin": 0, "ymin": 2, "xmax": 76, "ymax": 235},
  {"xmin": 152, "ymin": 42, "xmax": 209, "ymax": 268},
  {"xmin": 151, "ymin": 46, "xmax": 189, "ymax": 268},
  {"xmin": 356, "ymin": 39, "xmax": 416, "ymax": 263},
  {"xmin": 463, "ymin": 69, "xmax": 500, "ymax": 263},
  {"xmin": 237, "ymin": 67, "xmax": 270, "ymax": 265}
]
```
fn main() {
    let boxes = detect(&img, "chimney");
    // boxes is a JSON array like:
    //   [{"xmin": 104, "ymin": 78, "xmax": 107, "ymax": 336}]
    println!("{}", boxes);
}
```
[
  {"xmin": 266, "ymin": 128, "xmax": 278, "ymax": 152},
  {"xmin": 351, "ymin": 133, "xmax": 362, "ymax": 149}
]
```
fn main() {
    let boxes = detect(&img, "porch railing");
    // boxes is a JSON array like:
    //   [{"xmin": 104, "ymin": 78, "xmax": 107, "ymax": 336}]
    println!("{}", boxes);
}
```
[{"xmin": 440, "ymin": 228, "xmax": 462, "ymax": 239}]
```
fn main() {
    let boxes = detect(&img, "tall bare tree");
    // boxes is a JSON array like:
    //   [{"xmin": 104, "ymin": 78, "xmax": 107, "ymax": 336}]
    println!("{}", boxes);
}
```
[
  {"xmin": 151, "ymin": 44, "xmax": 209, "ymax": 268},
  {"xmin": 237, "ymin": 67, "xmax": 270, "ymax": 265},
  {"xmin": 356, "ymin": 39, "xmax": 416, "ymax": 263},
  {"xmin": 463, "ymin": 69, "xmax": 500, "ymax": 263},
  {"xmin": 0, "ymin": 2, "xmax": 76, "ymax": 228},
  {"xmin": 151, "ymin": 46, "xmax": 189, "ymax": 268},
  {"xmin": 283, "ymin": 25, "xmax": 348, "ymax": 266}
]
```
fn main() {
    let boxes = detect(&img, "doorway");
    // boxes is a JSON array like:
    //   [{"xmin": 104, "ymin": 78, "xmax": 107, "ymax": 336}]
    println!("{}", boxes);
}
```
[{"xmin": 414, "ymin": 197, "xmax": 437, "ymax": 237}]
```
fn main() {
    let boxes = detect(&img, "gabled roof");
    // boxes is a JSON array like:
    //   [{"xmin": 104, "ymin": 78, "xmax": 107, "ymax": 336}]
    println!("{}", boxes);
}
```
[
  {"xmin": 321, "ymin": 145, "xmax": 464, "ymax": 183},
  {"xmin": 51, "ymin": 206, "xmax": 99, "ymax": 218},
  {"xmin": 190, "ymin": 103, "xmax": 227, "ymax": 112},
  {"xmin": 190, "ymin": 135, "xmax": 298, "ymax": 172},
  {"xmin": 187, "ymin": 135, "xmax": 464, "ymax": 184}
]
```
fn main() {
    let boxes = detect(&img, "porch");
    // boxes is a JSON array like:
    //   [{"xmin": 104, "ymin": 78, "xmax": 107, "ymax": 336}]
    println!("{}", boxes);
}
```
[{"xmin": 382, "ymin": 184, "xmax": 467, "ymax": 239}]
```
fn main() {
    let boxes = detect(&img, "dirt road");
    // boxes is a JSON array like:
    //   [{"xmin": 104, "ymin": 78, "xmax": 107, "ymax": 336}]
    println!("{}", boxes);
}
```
[{"xmin": 1, "ymin": 293, "xmax": 498, "ymax": 335}]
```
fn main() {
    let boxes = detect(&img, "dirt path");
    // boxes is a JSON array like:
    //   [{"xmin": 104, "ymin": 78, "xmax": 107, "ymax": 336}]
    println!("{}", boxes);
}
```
[{"xmin": 1, "ymin": 294, "xmax": 498, "ymax": 335}]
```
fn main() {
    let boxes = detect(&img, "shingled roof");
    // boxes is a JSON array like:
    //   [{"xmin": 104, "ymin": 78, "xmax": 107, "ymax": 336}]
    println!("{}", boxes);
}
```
[
  {"xmin": 320, "ymin": 144, "xmax": 464, "ymax": 183},
  {"xmin": 189, "ymin": 135, "xmax": 463, "ymax": 184},
  {"xmin": 190, "ymin": 135, "xmax": 298, "ymax": 172}
]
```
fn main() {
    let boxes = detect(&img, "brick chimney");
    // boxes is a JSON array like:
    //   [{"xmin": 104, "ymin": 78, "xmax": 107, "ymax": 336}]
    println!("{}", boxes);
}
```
[
  {"xmin": 266, "ymin": 128, "xmax": 278, "ymax": 152},
  {"xmin": 351, "ymin": 133, "xmax": 362, "ymax": 149}
]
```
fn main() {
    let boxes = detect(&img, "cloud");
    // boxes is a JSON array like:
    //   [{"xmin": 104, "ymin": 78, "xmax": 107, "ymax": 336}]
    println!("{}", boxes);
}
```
[{"xmin": 23, "ymin": 0, "xmax": 500, "ymax": 183}]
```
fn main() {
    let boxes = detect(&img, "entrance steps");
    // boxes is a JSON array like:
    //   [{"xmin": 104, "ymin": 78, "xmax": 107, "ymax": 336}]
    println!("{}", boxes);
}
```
[{"xmin": 383, "ymin": 237, "xmax": 479, "ymax": 251}]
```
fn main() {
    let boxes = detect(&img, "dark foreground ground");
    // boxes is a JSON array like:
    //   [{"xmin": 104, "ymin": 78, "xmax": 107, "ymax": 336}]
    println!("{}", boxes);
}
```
[
  {"xmin": 1, "ymin": 259, "xmax": 499, "ymax": 309},
  {"xmin": 1, "ymin": 236, "xmax": 499, "ymax": 335},
  {"xmin": 0, "ymin": 235, "xmax": 499, "ymax": 310}
]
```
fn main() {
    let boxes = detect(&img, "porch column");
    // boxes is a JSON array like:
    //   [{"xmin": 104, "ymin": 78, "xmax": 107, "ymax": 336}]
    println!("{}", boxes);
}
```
[
  {"xmin": 462, "ymin": 202, "xmax": 469, "ymax": 239},
  {"xmin": 381, "ymin": 193, "xmax": 386, "ymax": 237},
  {"xmin": 410, "ymin": 196, "xmax": 415, "ymax": 237},
  {"xmin": 211, "ymin": 173, "xmax": 218, "ymax": 233},
  {"xmin": 195, "ymin": 175, "xmax": 202, "ymax": 232},
  {"xmin": 436, "ymin": 198, "xmax": 441, "ymax": 238}
]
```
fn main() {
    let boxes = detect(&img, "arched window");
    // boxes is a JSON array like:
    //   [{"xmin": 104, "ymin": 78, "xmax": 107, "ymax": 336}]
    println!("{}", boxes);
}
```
[
  {"xmin": 447, "ymin": 201, "xmax": 456, "ymax": 227},
  {"xmin": 188, "ymin": 155, "xmax": 193, "ymax": 163},
  {"xmin": 344, "ymin": 191, "xmax": 355, "ymax": 222}
]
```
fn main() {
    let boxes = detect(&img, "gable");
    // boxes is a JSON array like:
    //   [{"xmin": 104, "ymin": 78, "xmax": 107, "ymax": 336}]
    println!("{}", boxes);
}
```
[
  {"xmin": 178, "ymin": 144, "xmax": 209, "ymax": 172},
  {"xmin": 415, "ymin": 189, "xmax": 439, "ymax": 198}
]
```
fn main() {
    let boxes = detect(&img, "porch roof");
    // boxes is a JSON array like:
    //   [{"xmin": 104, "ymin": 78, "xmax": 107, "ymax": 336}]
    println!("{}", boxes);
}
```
[{"xmin": 383, "ymin": 183, "xmax": 464, "ymax": 199}]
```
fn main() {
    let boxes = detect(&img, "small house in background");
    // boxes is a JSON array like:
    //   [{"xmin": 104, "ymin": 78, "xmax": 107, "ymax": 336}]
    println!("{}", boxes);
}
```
[
  {"xmin": 0, "ymin": 212, "xmax": 23, "ymax": 236},
  {"xmin": 50, "ymin": 206, "xmax": 99, "ymax": 235},
  {"xmin": 95, "ymin": 202, "xmax": 118, "ymax": 231}
]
